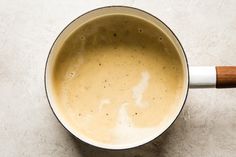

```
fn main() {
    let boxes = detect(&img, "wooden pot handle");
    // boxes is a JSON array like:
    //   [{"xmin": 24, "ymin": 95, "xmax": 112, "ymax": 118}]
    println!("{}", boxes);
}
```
[{"xmin": 216, "ymin": 66, "xmax": 236, "ymax": 88}]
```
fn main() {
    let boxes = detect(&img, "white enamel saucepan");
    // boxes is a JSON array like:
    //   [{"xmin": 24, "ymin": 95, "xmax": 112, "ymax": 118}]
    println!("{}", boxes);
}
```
[{"xmin": 45, "ymin": 6, "xmax": 236, "ymax": 150}]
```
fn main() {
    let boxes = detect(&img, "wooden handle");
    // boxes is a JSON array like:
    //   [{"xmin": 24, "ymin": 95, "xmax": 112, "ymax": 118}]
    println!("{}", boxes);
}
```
[{"xmin": 216, "ymin": 66, "xmax": 236, "ymax": 88}]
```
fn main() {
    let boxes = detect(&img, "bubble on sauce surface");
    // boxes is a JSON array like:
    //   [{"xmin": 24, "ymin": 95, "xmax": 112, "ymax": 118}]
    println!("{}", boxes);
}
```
[
  {"xmin": 138, "ymin": 28, "xmax": 143, "ymax": 33},
  {"xmin": 80, "ymin": 35, "xmax": 85, "ymax": 40},
  {"xmin": 65, "ymin": 71, "xmax": 76, "ymax": 80},
  {"xmin": 113, "ymin": 33, "xmax": 117, "ymax": 37},
  {"xmin": 69, "ymin": 72, "xmax": 75, "ymax": 77},
  {"xmin": 159, "ymin": 36, "xmax": 163, "ymax": 41}
]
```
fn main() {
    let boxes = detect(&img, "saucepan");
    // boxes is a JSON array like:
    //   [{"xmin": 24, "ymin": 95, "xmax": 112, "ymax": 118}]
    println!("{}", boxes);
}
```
[{"xmin": 45, "ymin": 6, "xmax": 236, "ymax": 149}]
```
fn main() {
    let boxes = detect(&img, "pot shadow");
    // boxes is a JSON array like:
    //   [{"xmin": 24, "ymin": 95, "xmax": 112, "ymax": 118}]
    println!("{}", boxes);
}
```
[
  {"xmin": 69, "ymin": 108, "xmax": 190, "ymax": 157},
  {"xmin": 70, "ymin": 131, "xmax": 169, "ymax": 157}
]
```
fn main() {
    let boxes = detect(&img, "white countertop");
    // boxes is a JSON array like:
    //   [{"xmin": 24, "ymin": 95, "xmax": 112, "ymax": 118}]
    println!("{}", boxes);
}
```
[{"xmin": 0, "ymin": 0, "xmax": 235, "ymax": 156}]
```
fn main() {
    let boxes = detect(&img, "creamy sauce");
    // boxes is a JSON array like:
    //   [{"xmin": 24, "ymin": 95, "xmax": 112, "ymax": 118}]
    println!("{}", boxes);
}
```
[{"xmin": 52, "ymin": 15, "xmax": 185, "ymax": 144}]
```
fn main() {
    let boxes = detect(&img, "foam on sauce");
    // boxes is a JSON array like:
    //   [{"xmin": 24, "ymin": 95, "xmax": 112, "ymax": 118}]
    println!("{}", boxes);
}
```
[
  {"xmin": 113, "ymin": 103, "xmax": 157, "ymax": 143},
  {"xmin": 51, "ymin": 15, "xmax": 185, "ymax": 145},
  {"xmin": 132, "ymin": 71, "xmax": 150, "ymax": 107}
]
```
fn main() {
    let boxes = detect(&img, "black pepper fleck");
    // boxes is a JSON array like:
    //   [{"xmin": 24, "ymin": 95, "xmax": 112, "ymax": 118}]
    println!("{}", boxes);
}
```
[{"xmin": 80, "ymin": 36, "xmax": 85, "ymax": 40}]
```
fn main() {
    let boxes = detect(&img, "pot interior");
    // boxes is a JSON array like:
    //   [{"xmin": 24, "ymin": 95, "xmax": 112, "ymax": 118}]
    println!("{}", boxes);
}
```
[{"xmin": 45, "ymin": 6, "xmax": 189, "ymax": 149}]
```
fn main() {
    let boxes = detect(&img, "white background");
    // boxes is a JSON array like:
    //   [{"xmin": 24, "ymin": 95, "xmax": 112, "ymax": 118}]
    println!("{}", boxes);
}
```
[{"xmin": 0, "ymin": 0, "xmax": 235, "ymax": 156}]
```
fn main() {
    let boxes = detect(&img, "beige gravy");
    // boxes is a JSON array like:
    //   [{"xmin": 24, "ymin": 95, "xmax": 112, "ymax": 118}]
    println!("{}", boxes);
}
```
[{"xmin": 51, "ymin": 15, "xmax": 185, "ymax": 145}]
